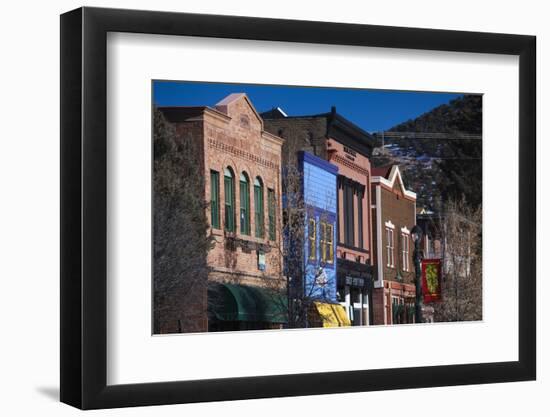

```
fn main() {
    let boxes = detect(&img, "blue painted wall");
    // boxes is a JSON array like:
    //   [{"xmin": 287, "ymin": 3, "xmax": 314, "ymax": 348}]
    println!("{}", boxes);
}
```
[
  {"xmin": 299, "ymin": 152, "xmax": 338, "ymax": 302},
  {"xmin": 303, "ymin": 163, "xmax": 338, "ymax": 213}
]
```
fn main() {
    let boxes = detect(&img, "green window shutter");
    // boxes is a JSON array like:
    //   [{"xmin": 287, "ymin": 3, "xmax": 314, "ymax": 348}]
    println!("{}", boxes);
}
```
[
  {"xmin": 224, "ymin": 170, "xmax": 235, "ymax": 232},
  {"xmin": 254, "ymin": 179, "xmax": 264, "ymax": 238},
  {"xmin": 240, "ymin": 174, "xmax": 250, "ymax": 235},
  {"xmin": 210, "ymin": 170, "xmax": 220, "ymax": 229},
  {"xmin": 268, "ymin": 189, "xmax": 275, "ymax": 240}
]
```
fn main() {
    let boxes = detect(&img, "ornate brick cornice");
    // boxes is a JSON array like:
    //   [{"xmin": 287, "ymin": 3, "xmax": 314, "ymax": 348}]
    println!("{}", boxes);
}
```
[
  {"xmin": 330, "ymin": 154, "xmax": 370, "ymax": 177},
  {"xmin": 208, "ymin": 138, "xmax": 279, "ymax": 171}
]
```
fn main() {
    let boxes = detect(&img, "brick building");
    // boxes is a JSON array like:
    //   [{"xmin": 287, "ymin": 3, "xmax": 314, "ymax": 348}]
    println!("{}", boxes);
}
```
[
  {"xmin": 371, "ymin": 165, "xmax": 417, "ymax": 325},
  {"xmin": 262, "ymin": 107, "xmax": 377, "ymax": 326},
  {"xmin": 159, "ymin": 93, "xmax": 286, "ymax": 332}
]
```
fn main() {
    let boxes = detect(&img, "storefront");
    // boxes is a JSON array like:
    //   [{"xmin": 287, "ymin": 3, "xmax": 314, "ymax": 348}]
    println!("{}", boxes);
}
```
[
  {"xmin": 208, "ymin": 283, "xmax": 288, "ymax": 331},
  {"xmin": 336, "ymin": 259, "xmax": 374, "ymax": 326}
]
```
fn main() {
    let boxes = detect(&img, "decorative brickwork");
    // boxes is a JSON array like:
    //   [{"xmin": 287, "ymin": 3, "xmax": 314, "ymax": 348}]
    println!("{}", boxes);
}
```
[
  {"xmin": 208, "ymin": 138, "xmax": 280, "ymax": 171},
  {"xmin": 159, "ymin": 94, "xmax": 284, "ymax": 332}
]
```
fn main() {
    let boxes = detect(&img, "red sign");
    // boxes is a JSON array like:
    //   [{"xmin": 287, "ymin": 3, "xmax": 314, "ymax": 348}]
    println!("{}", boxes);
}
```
[{"xmin": 421, "ymin": 259, "xmax": 441, "ymax": 303}]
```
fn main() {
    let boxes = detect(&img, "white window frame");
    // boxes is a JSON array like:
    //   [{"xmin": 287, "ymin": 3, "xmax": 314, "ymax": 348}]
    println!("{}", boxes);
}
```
[
  {"xmin": 401, "ymin": 228, "xmax": 410, "ymax": 272},
  {"xmin": 386, "ymin": 227, "xmax": 394, "ymax": 268}
]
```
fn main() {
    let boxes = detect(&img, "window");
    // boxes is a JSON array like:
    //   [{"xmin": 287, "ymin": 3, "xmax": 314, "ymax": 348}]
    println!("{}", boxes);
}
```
[
  {"xmin": 402, "ymin": 233, "xmax": 410, "ymax": 271},
  {"xmin": 357, "ymin": 192, "xmax": 364, "ymax": 249},
  {"xmin": 254, "ymin": 177, "xmax": 264, "ymax": 238},
  {"xmin": 210, "ymin": 170, "xmax": 220, "ymax": 229},
  {"xmin": 224, "ymin": 168, "xmax": 235, "ymax": 232},
  {"xmin": 268, "ymin": 188, "xmax": 276, "ymax": 241},
  {"xmin": 308, "ymin": 218, "xmax": 316, "ymax": 261},
  {"xmin": 406, "ymin": 299, "xmax": 415, "ymax": 324},
  {"xmin": 320, "ymin": 222, "xmax": 334, "ymax": 264},
  {"xmin": 327, "ymin": 224, "xmax": 334, "ymax": 263},
  {"xmin": 239, "ymin": 172, "xmax": 250, "ymax": 235},
  {"xmin": 386, "ymin": 227, "xmax": 394, "ymax": 267},
  {"xmin": 392, "ymin": 296, "xmax": 404, "ymax": 324},
  {"xmin": 320, "ymin": 222, "xmax": 326, "ymax": 262},
  {"xmin": 343, "ymin": 182, "xmax": 355, "ymax": 246}
]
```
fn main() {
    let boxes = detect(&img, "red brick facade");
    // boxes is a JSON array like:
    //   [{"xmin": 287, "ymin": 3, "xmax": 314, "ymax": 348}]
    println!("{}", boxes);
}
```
[
  {"xmin": 327, "ymin": 139, "xmax": 372, "ymax": 265},
  {"xmin": 160, "ymin": 94, "xmax": 284, "ymax": 331},
  {"xmin": 371, "ymin": 165, "xmax": 417, "ymax": 325}
]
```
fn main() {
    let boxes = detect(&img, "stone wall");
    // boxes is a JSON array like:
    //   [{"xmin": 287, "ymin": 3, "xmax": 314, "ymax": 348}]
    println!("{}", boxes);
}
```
[{"xmin": 204, "ymin": 96, "xmax": 284, "ymax": 289}]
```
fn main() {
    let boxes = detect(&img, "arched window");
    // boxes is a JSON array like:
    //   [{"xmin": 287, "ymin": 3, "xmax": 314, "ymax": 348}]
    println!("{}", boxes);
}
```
[
  {"xmin": 254, "ymin": 177, "xmax": 264, "ymax": 238},
  {"xmin": 239, "ymin": 172, "xmax": 250, "ymax": 235},
  {"xmin": 224, "ymin": 167, "xmax": 235, "ymax": 232}
]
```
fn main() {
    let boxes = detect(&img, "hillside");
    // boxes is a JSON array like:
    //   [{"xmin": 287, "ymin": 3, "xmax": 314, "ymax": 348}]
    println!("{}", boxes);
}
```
[
  {"xmin": 372, "ymin": 94, "xmax": 482, "ymax": 210},
  {"xmin": 391, "ymin": 95, "xmax": 482, "ymax": 134}
]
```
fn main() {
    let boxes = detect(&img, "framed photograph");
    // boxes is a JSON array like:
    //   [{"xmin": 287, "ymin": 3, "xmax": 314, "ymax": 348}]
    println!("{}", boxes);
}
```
[{"xmin": 60, "ymin": 6, "xmax": 536, "ymax": 409}]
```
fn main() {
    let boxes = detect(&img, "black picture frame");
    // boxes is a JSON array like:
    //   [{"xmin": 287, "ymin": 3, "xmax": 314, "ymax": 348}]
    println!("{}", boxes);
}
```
[{"xmin": 60, "ymin": 6, "xmax": 536, "ymax": 410}]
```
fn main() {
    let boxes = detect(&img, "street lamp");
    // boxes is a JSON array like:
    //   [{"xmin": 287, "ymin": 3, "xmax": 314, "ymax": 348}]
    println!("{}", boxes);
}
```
[{"xmin": 411, "ymin": 225, "xmax": 423, "ymax": 324}]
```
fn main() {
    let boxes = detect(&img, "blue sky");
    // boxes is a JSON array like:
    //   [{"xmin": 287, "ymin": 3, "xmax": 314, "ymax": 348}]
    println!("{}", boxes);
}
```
[{"xmin": 153, "ymin": 80, "xmax": 463, "ymax": 133}]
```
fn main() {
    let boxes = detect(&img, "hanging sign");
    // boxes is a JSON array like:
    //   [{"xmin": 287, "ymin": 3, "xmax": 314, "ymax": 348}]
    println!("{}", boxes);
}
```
[{"xmin": 421, "ymin": 259, "xmax": 442, "ymax": 303}]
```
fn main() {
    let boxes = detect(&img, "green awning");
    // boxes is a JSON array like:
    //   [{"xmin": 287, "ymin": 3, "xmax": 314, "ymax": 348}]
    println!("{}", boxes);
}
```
[{"xmin": 209, "ymin": 283, "xmax": 288, "ymax": 323}]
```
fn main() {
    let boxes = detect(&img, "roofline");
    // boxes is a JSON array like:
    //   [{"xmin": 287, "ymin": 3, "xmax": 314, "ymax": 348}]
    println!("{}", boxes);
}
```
[
  {"xmin": 215, "ymin": 93, "xmax": 265, "ymax": 129},
  {"xmin": 329, "ymin": 112, "xmax": 377, "ymax": 146},
  {"xmin": 262, "ymin": 130, "xmax": 285, "ymax": 146},
  {"xmin": 371, "ymin": 165, "xmax": 416, "ymax": 200},
  {"xmin": 157, "ymin": 105, "xmax": 231, "ymax": 121},
  {"xmin": 262, "ymin": 110, "xmax": 378, "ymax": 148},
  {"xmin": 298, "ymin": 150, "xmax": 339, "ymax": 175}
]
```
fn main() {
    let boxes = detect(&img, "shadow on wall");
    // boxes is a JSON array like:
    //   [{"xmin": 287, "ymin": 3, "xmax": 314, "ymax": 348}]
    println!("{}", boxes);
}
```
[{"xmin": 35, "ymin": 386, "xmax": 59, "ymax": 401}]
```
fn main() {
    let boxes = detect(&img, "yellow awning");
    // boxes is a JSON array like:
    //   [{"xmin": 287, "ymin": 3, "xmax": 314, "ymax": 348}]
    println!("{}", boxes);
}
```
[{"xmin": 312, "ymin": 302, "xmax": 351, "ymax": 327}]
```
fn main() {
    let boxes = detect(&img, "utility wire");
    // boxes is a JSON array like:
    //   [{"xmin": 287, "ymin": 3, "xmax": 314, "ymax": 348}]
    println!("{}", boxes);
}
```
[{"xmin": 373, "ymin": 131, "xmax": 482, "ymax": 140}]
